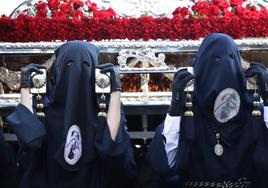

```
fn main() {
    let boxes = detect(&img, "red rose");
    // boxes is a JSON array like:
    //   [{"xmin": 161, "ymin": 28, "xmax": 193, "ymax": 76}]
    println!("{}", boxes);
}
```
[
  {"xmin": 105, "ymin": 8, "xmax": 116, "ymax": 18},
  {"xmin": 48, "ymin": 0, "xmax": 60, "ymax": 10},
  {"xmin": 173, "ymin": 7, "xmax": 192, "ymax": 18},
  {"xmin": 70, "ymin": 10, "xmax": 83, "ymax": 19},
  {"xmin": 53, "ymin": 11, "xmax": 68, "ymax": 19},
  {"xmin": 222, "ymin": 11, "xmax": 234, "ymax": 17},
  {"xmin": 198, "ymin": 9, "xmax": 209, "ymax": 16},
  {"xmin": 250, "ymin": 6, "xmax": 257, "ymax": 12},
  {"xmin": 36, "ymin": 2, "xmax": 47, "ymax": 10},
  {"xmin": 260, "ymin": 6, "xmax": 268, "ymax": 15},
  {"xmin": 36, "ymin": 2, "xmax": 48, "ymax": 18},
  {"xmin": 234, "ymin": 6, "xmax": 248, "ymax": 16},
  {"xmin": 208, "ymin": 5, "xmax": 220, "ymax": 16},
  {"xmin": 192, "ymin": 1, "xmax": 209, "ymax": 14},
  {"xmin": 230, "ymin": 0, "xmax": 245, "ymax": 7},
  {"xmin": 93, "ymin": 8, "xmax": 116, "ymax": 19},
  {"xmin": 217, "ymin": 0, "xmax": 229, "ymax": 11},
  {"xmin": 74, "ymin": 0, "xmax": 84, "ymax": 10},
  {"xmin": 211, "ymin": 0, "xmax": 222, "ymax": 5},
  {"xmin": 86, "ymin": 1, "xmax": 97, "ymax": 12},
  {"xmin": 59, "ymin": 3, "xmax": 72, "ymax": 14},
  {"xmin": 37, "ymin": 9, "xmax": 48, "ymax": 18}
]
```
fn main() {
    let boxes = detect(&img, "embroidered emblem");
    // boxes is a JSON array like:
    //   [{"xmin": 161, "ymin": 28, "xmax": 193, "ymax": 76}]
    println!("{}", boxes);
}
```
[
  {"xmin": 214, "ymin": 88, "xmax": 240, "ymax": 123},
  {"xmin": 64, "ymin": 125, "xmax": 82, "ymax": 165}
]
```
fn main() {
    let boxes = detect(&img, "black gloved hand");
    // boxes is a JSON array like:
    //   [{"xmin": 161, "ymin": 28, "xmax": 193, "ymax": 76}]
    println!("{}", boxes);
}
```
[
  {"xmin": 169, "ymin": 69, "xmax": 194, "ymax": 116},
  {"xmin": 96, "ymin": 63, "xmax": 121, "ymax": 92},
  {"xmin": 245, "ymin": 62, "xmax": 268, "ymax": 105},
  {"xmin": 20, "ymin": 64, "xmax": 45, "ymax": 88}
]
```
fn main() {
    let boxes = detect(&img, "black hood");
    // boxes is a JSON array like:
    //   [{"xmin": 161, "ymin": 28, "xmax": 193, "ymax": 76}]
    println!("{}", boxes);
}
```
[
  {"xmin": 193, "ymin": 33, "xmax": 246, "ymax": 113},
  {"xmin": 46, "ymin": 41, "xmax": 100, "ymax": 171}
]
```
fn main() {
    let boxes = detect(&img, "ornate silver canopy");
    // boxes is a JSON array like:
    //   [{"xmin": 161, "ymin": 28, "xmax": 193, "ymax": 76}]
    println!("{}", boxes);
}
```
[
  {"xmin": 10, "ymin": 0, "xmax": 194, "ymax": 18},
  {"xmin": 101, "ymin": 0, "xmax": 194, "ymax": 18},
  {"xmin": 9, "ymin": 0, "xmax": 268, "ymax": 19}
]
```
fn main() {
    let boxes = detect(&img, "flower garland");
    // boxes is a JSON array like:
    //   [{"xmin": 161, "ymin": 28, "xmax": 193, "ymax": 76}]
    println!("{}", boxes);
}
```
[{"xmin": 1, "ymin": 0, "xmax": 268, "ymax": 42}]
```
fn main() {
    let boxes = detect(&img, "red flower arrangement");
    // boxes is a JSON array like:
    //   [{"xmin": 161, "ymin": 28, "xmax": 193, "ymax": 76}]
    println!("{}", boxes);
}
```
[{"xmin": 1, "ymin": 0, "xmax": 268, "ymax": 42}]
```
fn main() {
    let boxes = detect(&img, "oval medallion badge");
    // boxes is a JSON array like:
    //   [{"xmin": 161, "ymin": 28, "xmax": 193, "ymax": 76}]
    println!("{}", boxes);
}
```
[{"xmin": 64, "ymin": 125, "xmax": 82, "ymax": 165}]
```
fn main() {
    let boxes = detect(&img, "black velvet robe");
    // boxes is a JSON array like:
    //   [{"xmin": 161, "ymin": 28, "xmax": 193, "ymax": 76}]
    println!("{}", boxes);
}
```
[{"xmin": 7, "ymin": 104, "xmax": 135, "ymax": 188}]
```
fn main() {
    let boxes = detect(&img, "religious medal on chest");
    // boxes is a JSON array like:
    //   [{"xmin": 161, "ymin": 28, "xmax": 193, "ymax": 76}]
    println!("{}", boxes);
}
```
[
  {"xmin": 214, "ymin": 144, "xmax": 224, "ymax": 156},
  {"xmin": 214, "ymin": 132, "xmax": 224, "ymax": 156}
]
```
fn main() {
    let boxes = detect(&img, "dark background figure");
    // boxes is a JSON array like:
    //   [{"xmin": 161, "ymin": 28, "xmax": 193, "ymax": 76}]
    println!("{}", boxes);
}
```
[
  {"xmin": 148, "ymin": 33, "xmax": 268, "ymax": 188},
  {"xmin": 6, "ymin": 41, "xmax": 136, "ymax": 188},
  {"xmin": 0, "ymin": 125, "xmax": 19, "ymax": 188}
]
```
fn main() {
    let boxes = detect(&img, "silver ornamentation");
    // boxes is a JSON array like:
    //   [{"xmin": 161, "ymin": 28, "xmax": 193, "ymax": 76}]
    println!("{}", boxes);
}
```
[
  {"xmin": 95, "ymin": 73, "xmax": 110, "ymax": 89},
  {"xmin": 214, "ymin": 143, "xmax": 224, "ymax": 156},
  {"xmin": 118, "ymin": 47, "xmax": 171, "ymax": 102},
  {"xmin": 0, "ymin": 66, "xmax": 20, "ymax": 93},
  {"xmin": 212, "ymin": 130, "xmax": 224, "ymax": 157},
  {"xmin": 108, "ymin": 0, "xmax": 188, "ymax": 18},
  {"xmin": 184, "ymin": 177, "xmax": 251, "ymax": 187},
  {"xmin": 118, "ymin": 48, "xmax": 168, "ymax": 71},
  {"xmin": 0, "ymin": 94, "xmax": 20, "ymax": 108},
  {"xmin": 2, "ymin": 38, "xmax": 268, "ymax": 53},
  {"xmin": 32, "ymin": 73, "xmax": 46, "ymax": 88}
]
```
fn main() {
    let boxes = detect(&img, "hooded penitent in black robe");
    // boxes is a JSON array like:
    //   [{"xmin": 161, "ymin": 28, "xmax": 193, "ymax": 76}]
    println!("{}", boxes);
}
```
[
  {"xmin": 7, "ymin": 41, "xmax": 136, "ymax": 188},
  {"xmin": 148, "ymin": 33, "xmax": 268, "ymax": 188}
]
